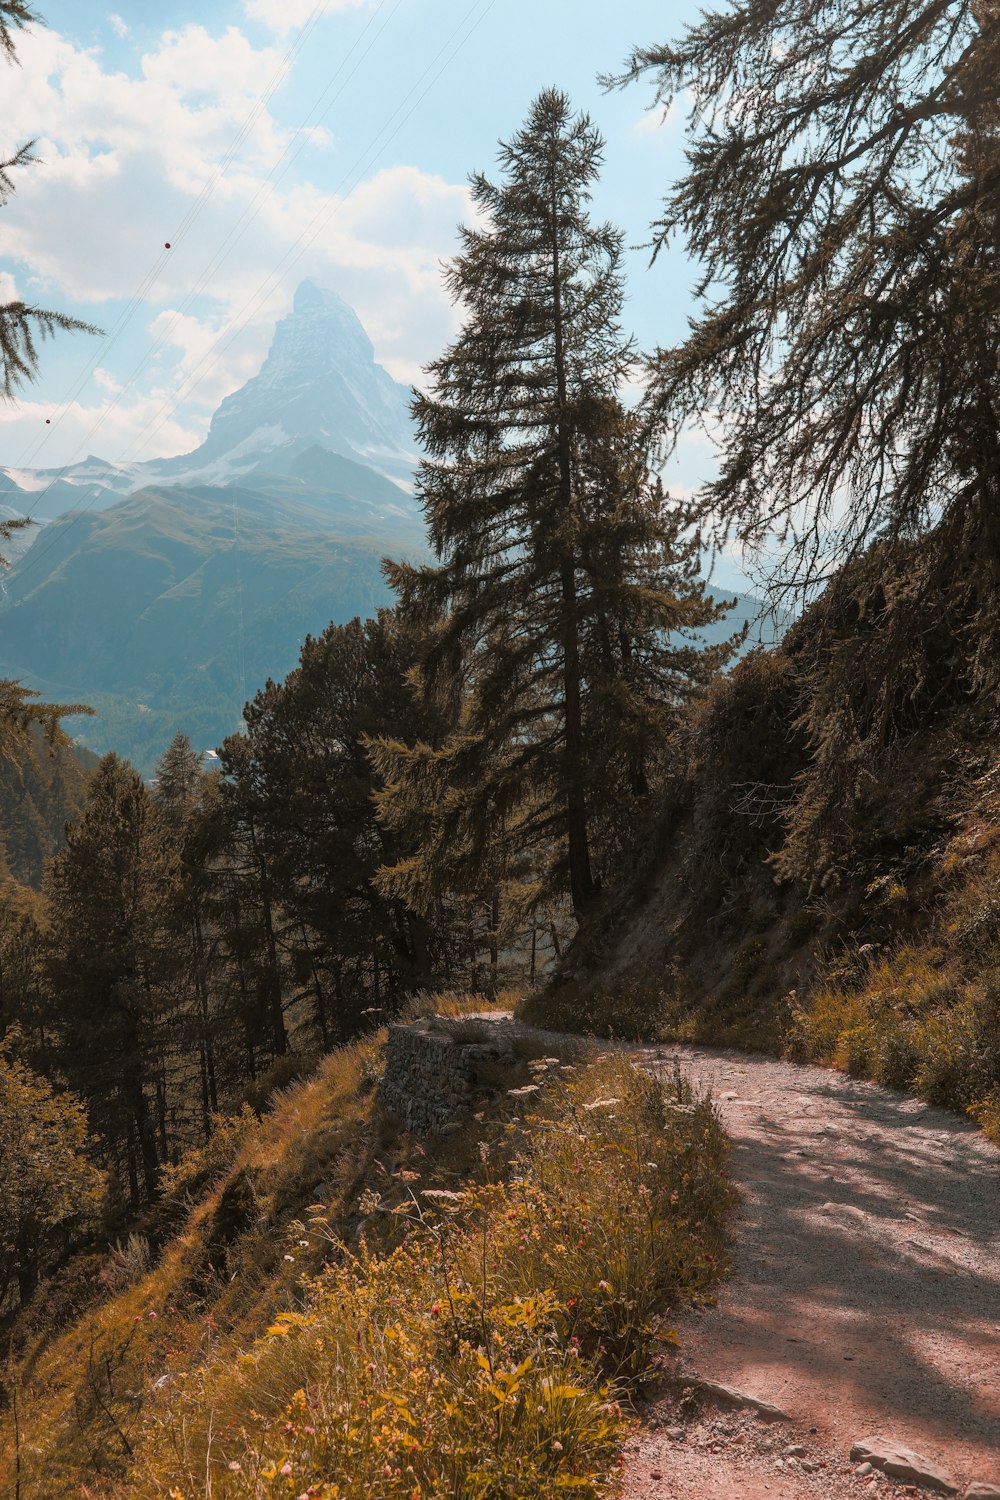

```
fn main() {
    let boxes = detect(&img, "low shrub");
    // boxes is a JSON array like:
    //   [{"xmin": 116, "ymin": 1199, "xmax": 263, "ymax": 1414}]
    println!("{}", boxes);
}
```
[
  {"xmin": 791, "ymin": 945, "xmax": 1000, "ymax": 1120},
  {"xmin": 518, "ymin": 974, "xmax": 671, "ymax": 1041},
  {"xmin": 969, "ymin": 1088, "xmax": 1000, "ymax": 1145}
]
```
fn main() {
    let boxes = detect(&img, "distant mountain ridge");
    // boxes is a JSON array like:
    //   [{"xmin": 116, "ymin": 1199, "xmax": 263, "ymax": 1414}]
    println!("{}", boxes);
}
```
[
  {"xmin": 0, "ymin": 284, "xmax": 426, "ymax": 770},
  {"xmin": 0, "ymin": 481, "xmax": 421, "ymax": 771},
  {"xmin": 0, "ymin": 283, "xmax": 782, "ymax": 775},
  {"xmin": 0, "ymin": 280, "xmax": 419, "ymax": 520}
]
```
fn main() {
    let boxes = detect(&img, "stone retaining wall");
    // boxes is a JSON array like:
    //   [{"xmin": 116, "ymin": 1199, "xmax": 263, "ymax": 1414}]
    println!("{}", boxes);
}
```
[
  {"xmin": 378, "ymin": 1016, "xmax": 520, "ymax": 1135},
  {"xmin": 378, "ymin": 1012, "xmax": 594, "ymax": 1136}
]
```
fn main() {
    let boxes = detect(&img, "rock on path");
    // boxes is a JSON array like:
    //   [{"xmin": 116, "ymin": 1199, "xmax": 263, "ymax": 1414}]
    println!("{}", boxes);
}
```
[{"xmin": 617, "ymin": 1044, "xmax": 1000, "ymax": 1500}]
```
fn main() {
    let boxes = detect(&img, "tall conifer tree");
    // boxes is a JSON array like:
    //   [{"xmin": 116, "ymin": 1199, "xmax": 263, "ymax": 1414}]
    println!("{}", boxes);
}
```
[
  {"xmin": 45, "ymin": 755, "xmax": 177, "ymax": 1203},
  {"xmin": 381, "ymin": 90, "xmax": 731, "ymax": 919}
]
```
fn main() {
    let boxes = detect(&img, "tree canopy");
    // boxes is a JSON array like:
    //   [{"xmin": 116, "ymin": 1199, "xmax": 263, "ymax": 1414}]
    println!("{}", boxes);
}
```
[
  {"xmin": 382, "ymin": 89, "xmax": 733, "ymax": 920},
  {"xmin": 0, "ymin": 1052, "xmax": 104, "ymax": 1306},
  {"xmin": 615, "ymin": 0, "xmax": 1000, "ymax": 601}
]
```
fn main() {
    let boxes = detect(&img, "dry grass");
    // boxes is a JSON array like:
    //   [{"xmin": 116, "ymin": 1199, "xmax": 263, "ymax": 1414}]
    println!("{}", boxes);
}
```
[
  {"xmin": 139, "ymin": 1056, "xmax": 731, "ymax": 1499},
  {"xmin": 0, "ymin": 1032, "xmax": 733, "ymax": 1500}
]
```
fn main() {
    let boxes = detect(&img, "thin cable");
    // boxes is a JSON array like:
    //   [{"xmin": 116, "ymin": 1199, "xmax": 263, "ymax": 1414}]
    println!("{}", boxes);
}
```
[
  {"xmin": 12, "ymin": 0, "xmax": 497, "ymax": 588},
  {"xmin": 7, "ymin": 0, "xmax": 331, "ymax": 476}
]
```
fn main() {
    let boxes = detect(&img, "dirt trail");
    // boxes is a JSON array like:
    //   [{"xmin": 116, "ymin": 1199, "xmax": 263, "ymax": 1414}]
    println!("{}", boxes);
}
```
[{"xmin": 619, "ymin": 1044, "xmax": 1000, "ymax": 1499}]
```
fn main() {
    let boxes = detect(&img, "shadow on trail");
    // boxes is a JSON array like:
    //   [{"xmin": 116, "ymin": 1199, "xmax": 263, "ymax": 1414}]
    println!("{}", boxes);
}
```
[{"xmin": 647, "ymin": 1046, "xmax": 1000, "ymax": 1467}]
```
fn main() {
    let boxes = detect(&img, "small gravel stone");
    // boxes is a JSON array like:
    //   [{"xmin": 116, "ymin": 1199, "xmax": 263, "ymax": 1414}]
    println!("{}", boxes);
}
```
[
  {"xmin": 664, "ymin": 1426, "xmax": 684, "ymax": 1441},
  {"xmin": 786, "ymin": 1444, "xmax": 807, "ymax": 1457}
]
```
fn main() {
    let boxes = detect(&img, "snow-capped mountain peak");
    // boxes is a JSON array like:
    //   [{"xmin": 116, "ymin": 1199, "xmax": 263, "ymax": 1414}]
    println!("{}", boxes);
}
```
[
  {"xmin": 154, "ymin": 281, "xmax": 417, "ymax": 487},
  {"xmin": 1, "ymin": 283, "xmax": 419, "ymax": 513}
]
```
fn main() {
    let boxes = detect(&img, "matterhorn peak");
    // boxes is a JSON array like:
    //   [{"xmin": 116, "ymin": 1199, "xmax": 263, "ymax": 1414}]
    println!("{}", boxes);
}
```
[
  {"xmin": 2, "ymin": 285, "xmax": 420, "ymax": 509},
  {"xmin": 293, "ymin": 278, "xmax": 351, "ymax": 315},
  {"xmin": 153, "ymin": 282, "xmax": 416, "ymax": 487}
]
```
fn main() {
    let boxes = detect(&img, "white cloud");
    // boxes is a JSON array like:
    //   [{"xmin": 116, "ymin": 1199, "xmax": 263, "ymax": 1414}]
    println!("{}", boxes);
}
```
[
  {"xmin": 243, "ymin": 0, "xmax": 372, "ymax": 35},
  {"xmin": 0, "ymin": 19, "xmax": 469, "ymax": 463},
  {"xmin": 0, "ymin": 271, "xmax": 19, "ymax": 302},
  {"xmin": 107, "ymin": 13, "xmax": 129, "ymax": 40},
  {"xmin": 631, "ymin": 87, "xmax": 693, "ymax": 144},
  {"xmin": 0, "ymin": 391, "xmax": 202, "ymax": 466},
  {"xmin": 141, "ymin": 26, "xmax": 283, "ymax": 102},
  {"xmin": 93, "ymin": 366, "xmax": 123, "ymax": 394},
  {"xmin": 633, "ymin": 105, "xmax": 673, "ymax": 139}
]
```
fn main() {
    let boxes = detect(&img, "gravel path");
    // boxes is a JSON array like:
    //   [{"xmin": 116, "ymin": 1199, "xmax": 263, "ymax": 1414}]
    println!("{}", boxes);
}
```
[{"xmin": 619, "ymin": 1044, "xmax": 1000, "ymax": 1500}]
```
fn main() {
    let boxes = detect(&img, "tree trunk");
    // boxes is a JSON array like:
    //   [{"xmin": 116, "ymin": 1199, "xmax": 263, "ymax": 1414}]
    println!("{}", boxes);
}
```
[
  {"xmin": 549, "ymin": 168, "xmax": 595, "ymax": 918},
  {"xmin": 126, "ymin": 1079, "xmax": 160, "ymax": 1202},
  {"xmin": 408, "ymin": 909, "xmax": 433, "ymax": 988},
  {"xmin": 249, "ymin": 828, "xmax": 287, "ymax": 1057},
  {"xmin": 15, "ymin": 1225, "xmax": 38, "ymax": 1307},
  {"xmin": 193, "ymin": 910, "xmax": 218, "ymax": 1116},
  {"xmin": 488, "ymin": 886, "xmax": 500, "ymax": 990},
  {"xmin": 298, "ymin": 920, "xmax": 329, "ymax": 1050},
  {"xmin": 125, "ymin": 1117, "xmax": 140, "ymax": 1208},
  {"xmin": 199, "ymin": 1043, "xmax": 213, "ymax": 1142}
]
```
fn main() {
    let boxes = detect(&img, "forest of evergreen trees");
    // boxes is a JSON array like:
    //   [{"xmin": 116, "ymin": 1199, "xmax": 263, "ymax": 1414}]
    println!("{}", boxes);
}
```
[{"xmin": 0, "ymin": 0, "xmax": 997, "ymax": 1324}]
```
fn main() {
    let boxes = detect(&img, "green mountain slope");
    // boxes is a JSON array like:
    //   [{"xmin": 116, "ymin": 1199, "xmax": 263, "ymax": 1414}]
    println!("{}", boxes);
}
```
[{"xmin": 0, "ymin": 475, "xmax": 425, "ymax": 772}]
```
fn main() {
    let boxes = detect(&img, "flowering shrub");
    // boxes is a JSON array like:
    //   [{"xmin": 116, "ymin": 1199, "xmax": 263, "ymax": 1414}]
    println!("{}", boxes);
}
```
[{"xmin": 146, "ymin": 1057, "xmax": 730, "ymax": 1499}]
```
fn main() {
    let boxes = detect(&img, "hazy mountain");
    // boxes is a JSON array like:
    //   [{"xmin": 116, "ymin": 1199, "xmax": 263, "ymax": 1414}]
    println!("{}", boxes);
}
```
[
  {"xmin": 154, "ymin": 281, "xmax": 418, "ymax": 488},
  {"xmin": 0, "ymin": 280, "xmax": 419, "ymax": 521},
  {"xmin": 0, "ymin": 481, "xmax": 423, "ymax": 772}
]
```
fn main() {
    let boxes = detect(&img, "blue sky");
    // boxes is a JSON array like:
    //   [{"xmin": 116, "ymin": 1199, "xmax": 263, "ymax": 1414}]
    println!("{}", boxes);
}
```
[{"xmin": 0, "ymin": 1, "xmax": 712, "ymax": 498}]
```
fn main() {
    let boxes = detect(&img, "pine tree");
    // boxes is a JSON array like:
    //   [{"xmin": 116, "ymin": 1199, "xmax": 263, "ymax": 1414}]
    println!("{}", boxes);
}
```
[
  {"xmin": 382, "ymin": 90, "xmax": 733, "ymax": 919},
  {"xmin": 230, "ymin": 611, "xmax": 443, "ymax": 1043},
  {"xmin": 153, "ymin": 734, "xmax": 222, "ymax": 1140},
  {"xmin": 1, "ymin": 2, "xmax": 97, "ymax": 402},
  {"xmin": 212, "ymin": 733, "xmax": 289, "ymax": 1062},
  {"xmin": 613, "ymin": 0, "xmax": 1000, "ymax": 602},
  {"xmin": 45, "ymin": 755, "xmax": 178, "ymax": 1204},
  {"xmin": 0, "ymin": 876, "xmax": 46, "ymax": 1055},
  {"xmin": 154, "ymin": 732, "xmax": 208, "ymax": 832}
]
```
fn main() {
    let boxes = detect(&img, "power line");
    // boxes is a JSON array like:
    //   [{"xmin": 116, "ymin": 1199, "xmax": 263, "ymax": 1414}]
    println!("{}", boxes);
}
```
[
  {"xmin": 10, "ymin": 0, "xmax": 497, "ymax": 593},
  {"xmin": 7, "ymin": 0, "xmax": 333, "ymax": 479}
]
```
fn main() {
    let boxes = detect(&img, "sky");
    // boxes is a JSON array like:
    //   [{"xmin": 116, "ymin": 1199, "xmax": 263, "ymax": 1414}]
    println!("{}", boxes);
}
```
[{"xmin": 0, "ymin": 1, "xmax": 713, "ymax": 501}]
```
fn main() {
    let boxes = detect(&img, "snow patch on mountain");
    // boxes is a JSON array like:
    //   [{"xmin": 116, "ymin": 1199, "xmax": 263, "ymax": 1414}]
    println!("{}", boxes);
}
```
[{"xmin": 1, "ymin": 283, "xmax": 420, "ymax": 517}]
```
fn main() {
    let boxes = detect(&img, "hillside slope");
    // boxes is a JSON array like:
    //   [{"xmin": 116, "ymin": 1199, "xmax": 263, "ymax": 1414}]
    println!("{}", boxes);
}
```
[
  {"xmin": 0, "ymin": 1018, "xmax": 729, "ymax": 1499},
  {"xmin": 0, "ymin": 482, "xmax": 423, "ymax": 770},
  {"xmin": 536, "ymin": 539, "xmax": 1000, "ymax": 1143}
]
